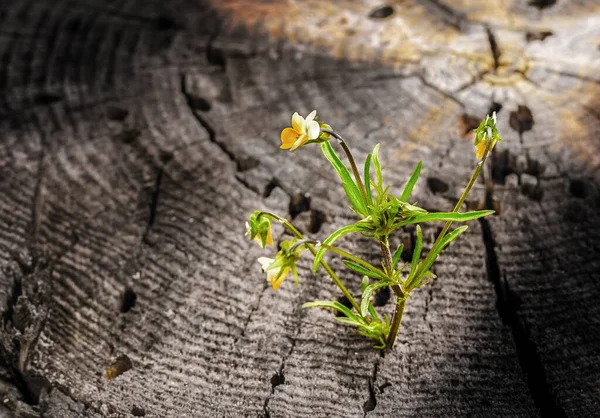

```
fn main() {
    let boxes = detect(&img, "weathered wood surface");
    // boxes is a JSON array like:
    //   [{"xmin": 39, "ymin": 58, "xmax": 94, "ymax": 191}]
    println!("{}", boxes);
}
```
[{"xmin": 0, "ymin": 1, "xmax": 598, "ymax": 417}]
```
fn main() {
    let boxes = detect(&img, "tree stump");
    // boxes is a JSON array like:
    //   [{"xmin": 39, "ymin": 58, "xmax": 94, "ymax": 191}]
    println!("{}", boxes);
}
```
[{"xmin": 0, "ymin": 1, "xmax": 598, "ymax": 417}]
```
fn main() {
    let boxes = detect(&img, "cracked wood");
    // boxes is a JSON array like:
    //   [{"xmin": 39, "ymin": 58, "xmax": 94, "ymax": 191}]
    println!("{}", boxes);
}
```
[{"xmin": 0, "ymin": 1, "xmax": 599, "ymax": 417}]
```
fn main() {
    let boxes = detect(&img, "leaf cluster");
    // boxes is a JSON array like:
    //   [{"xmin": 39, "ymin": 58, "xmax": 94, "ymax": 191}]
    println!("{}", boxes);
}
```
[{"xmin": 308, "ymin": 142, "xmax": 493, "ymax": 347}]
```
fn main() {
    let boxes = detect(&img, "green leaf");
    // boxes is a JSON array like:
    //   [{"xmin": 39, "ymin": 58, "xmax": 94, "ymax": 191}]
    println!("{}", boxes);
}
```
[
  {"xmin": 312, "ymin": 223, "xmax": 366, "ymax": 272},
  {"xmin": 303, "ymin": 300, "xmax": 362, "ymax": 323},
  {"xmin": 407, "ymin": 226, "xmax": 468, "ymax": 291},
  {"xmin": 394, "ymin": 210, "xmax": 494, "ymax": 228},
  {"xmin": 361, "ymin": 281, "xmax": 391, "ymax": 317},
  {"xmin": 440, "ymin": 225, "xmax": 469, "ymax": 247},
  {"xmin": 408, "ymin": 225, "xmax": 423, "ymax": 282},
  {"xmin": 321, "ymin": 142, "xmax": 368, "ymax": 216},
  {"xmin": 333, "ymin": 316, "xmax": 363, "ymax": 326},
  {"xmin": 360, "ymin": 276, "xmax": 370, "ymax": 293},
  {"xmin": 364, "ymin": 153, "xmax": 373, "ymax": 206},
  {"xmin": 400, "ymin": 161, "xmax": 422, "ymax": 202},
  {"xmin": 343, "ymin": 260, "xmax": 388, "ymax": 281},
  {"xmin": 371, "ymin": 144, "xmax": 383, "ymax": 194},
  {"xmin": 392, "ymin": 243, "xmax": 404, "ymax": 270},
  {"xmin": 367, "ymin": 304, "xmax": 380, "ymax": 322},
  {"xmin": 414, "ymin": 270, "xmax": 437, "ymax": 289}
]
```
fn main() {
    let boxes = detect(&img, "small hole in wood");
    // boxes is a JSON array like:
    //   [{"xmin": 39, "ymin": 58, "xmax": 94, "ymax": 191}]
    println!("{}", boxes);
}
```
[
  {"xmin": 379, "ymin": 382, "xmax": 392, "ymax": 393},
  {"xmin": 509, "ymin": 105, "xmax": 534, "ymax": 134},
  {"xmin": 186, "ymin": 95, "xmax": 211, "ymax": 112},
  {"xmin": 488, "ymin": 102, "xmax": 503, "ymax": 115},
  {"xmin": 236, "ymin": 156, "xmax": 260, "ymax": 172},
  {"xmin": 120, "ymin": 288, "xmax": 137, "ymax": 313},
  {"xmin": 289, "ymin": 193, "xmax": 311, "ymax": 219},
  {"xmin": 131, "ymin": 406, "xmax": 146, "ymax": 417},
  {"xmin": 270, "ymin": 372, "xmax": 285, "ymax": 390},
  {"xmin": 207, "ymin": 45, "xmax": 226, "ymax": 68},
  {"xmin": 308, "ymin": 209, "xmax": 326, "ymax": 234},
  {"xmin": 335, "ymin": 295, "xmax": 353, "ymax": 317},
  {"xmin": 569, "ymin": 179, "xmax": 587, "ymax": 198},
  {"xmin": 528, "ymin": 0, "xmax": 556, "ymax": 10},
  {"xmin": 369, "ymin": 5, "xmax": 394, "ymax": 19},
  {"xmin": 263, "ymin": 178, "xmax": 280, "ymax": 198},
  {"xmin": 154, "ymin": 16, "xmax": 180, "ymax": 31},
  {"xmin": 33, "ymin": 93, "xmax": 61, "ymax": 106},
  {"xmin": 159, "ymin": 151, "xmax": 173, "ymax": 164},
  {"xmin": 114, "ymin": 128, "xmax": 141, "ymax": 144},
  {"xmin": 106, "ymin": 106, "xmax": 129, "ymax": 121},
  {"xmin": 525, "ymin": 30, "xmax": 553, "ymax": 42},
  {"xmin": 105, "ymin": 355, "xmax": 133, "ymax": 381},
  {"xmin": 374, "ymin": 286, "xmax": 390, "ymax": 307},
  {"xmin": 460, "ymin": 114, "xmax": 480, "ymax": 135},
  {"xmin": 427, "ymin": 177, "xmax": 449, "ymax": 194}
]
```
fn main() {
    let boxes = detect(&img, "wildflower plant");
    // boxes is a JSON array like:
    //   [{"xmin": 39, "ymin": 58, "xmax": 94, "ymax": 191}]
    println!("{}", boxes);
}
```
[{"xmin": 246, "ymin": 111, "xmax": 501, "ymax": 349}]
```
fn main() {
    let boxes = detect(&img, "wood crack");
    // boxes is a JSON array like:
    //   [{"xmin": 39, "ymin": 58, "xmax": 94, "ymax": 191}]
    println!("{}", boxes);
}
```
[
  {"xmin": 478, "ymin": 207, "xmax": 567, "ymax": 418},
  {"xmin": 180, "ymin": 73, "xmax": 259, "ymax": 195},
  {"xmin": 415, "ymin": 74, "xmax": 465, "ymax": 109},
  {"xmin": 422, "ymin": 0, "xmax": 469, "ymax": 31},
  {"xmin": 486, "ymin": 27, "xmax": 501, "ymax": 71},
  {"xmin": 233, "ymin": 281, "xmax": 269, "ymax": 347},
  {"xmin": 142, "ymin": 167, "xmax": 163, "ymax": 244},
  {"xmin": 363, "ymin": 351, "xmax": 384, "ymax": 416},
  {"xmin": 262, "ymin": 328, "xmax": 299, "ymax": 418},
  {"xmin": 261, "ymin": 273, "xmax": 317, "ymax": 418}
]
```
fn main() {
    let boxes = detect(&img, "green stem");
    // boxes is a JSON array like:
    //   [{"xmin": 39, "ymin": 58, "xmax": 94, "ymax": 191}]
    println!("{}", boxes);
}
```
[
  {"xmin": 411, "ymin": 140, "xmax": 495, "ymax": 284},
  {"xmin": 379, "ymin": 241, "xmax": 393, "ymax": 274},
  {"xmin": 321, "ymin": 244, "xmax": 385, "ymax": 276},
  {"xmin": 386, "ymin": 297, "xmax": 406, "ymax": 349},
  {"xmin": 259, "ymin": 212, "xmax": 361, "ymax": 312},
  {"xmin": 380, "ymin": 240, "xmax": 405, "ymax": 348},
  {"xmin": 321, "ymin": 129, "xmax": 369, "ymax": 205}
]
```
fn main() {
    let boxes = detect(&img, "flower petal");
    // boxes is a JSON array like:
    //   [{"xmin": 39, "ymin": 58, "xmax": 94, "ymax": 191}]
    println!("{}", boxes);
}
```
[
  {"xmin": 269, "ymin": 266, "xmax": 290, "ymax": 290},
  {"xmin": 258, "ymin": 257, "xmax": 274, "ymax": 271},
  {"xmin": 305, "ymin": 110, "xmax": 317, "ymax": 123},
  {"xmin": 307, "ymin": 120, "xmax": 320, "ymax": 140},
  {"xmin": 290, "ymin": 134, "xmax": 308, "ymax": 151},
  {"xmin": 281, "ymin": 128, "xmax": 299, "ymax": 149},
  {"xmin": 476, "ymin": 140, "xmax": 486, "ymax": 159},
  {"xmin": 291, "ymin": 112, "xmax": 304, "ymax": 132},
  {"xmin": 265, "ymin": 227, "xmax": 273, "ymax": 246}
]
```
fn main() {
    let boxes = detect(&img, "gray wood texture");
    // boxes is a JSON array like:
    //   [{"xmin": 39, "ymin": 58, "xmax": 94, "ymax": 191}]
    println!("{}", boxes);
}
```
[{"xmin": 0, "ymin": 1, "xmax": 598, "ymax": 417}]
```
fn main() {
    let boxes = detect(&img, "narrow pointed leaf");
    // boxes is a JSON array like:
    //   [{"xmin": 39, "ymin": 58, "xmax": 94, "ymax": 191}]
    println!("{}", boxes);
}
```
[
  {"xmin": 361, "ymin": 281, "xmax": 391, "ymax": 317},
  {"xmin": 407, "ymin": 225, "xmax": 468, "ymax": 291},
  {"xmin": 372, "ymin": 144, "xmax": 383, "ymax": 192},
  {"xmin": 312, "ymin": 223, "xmax": 366, "ymax": 272},
  {"xmin": 400, "ymin": 161, "xmax": 422, "ymax": 202},
  {"xmin": 321, "ymin": 142, "xmax": 368, "ymax": 216},
  {"xmin": 394, "ymin": 210, "xmax": 494, "ymax": 228},
  {"xmin": 367, "ymin": 304, "xmax": 380, "ymax": 322},
  {"xmin": 364, "ymin": 153, "xmax": 373, "ymax": 206},
  {"xmin": 361, "ymin": 276, "xmax": 370, "ymax": 293},
  {"xmin": 303, "ymin": 300, "xmax": 362, "ymax": 323},
  {"xmin": 343, "ymin": 260, "xmax": 388, "ymax": 281},
  {"xmin": 408, "ymin": 225, "xmax": 423, "ymax": 281},
  {"xmin": 333, "ymin": 318, "xmax": 380, "ymax": 337},
  {"xmin": 392, "ymin": 243, "xmax": 404, "ymax": 270}
]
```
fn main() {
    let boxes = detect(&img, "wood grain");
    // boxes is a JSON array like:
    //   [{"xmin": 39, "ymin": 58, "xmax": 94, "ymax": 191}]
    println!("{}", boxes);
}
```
[{"xmin": 0, "ymin": 1, "xmax": 598, "ymax": 417}]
